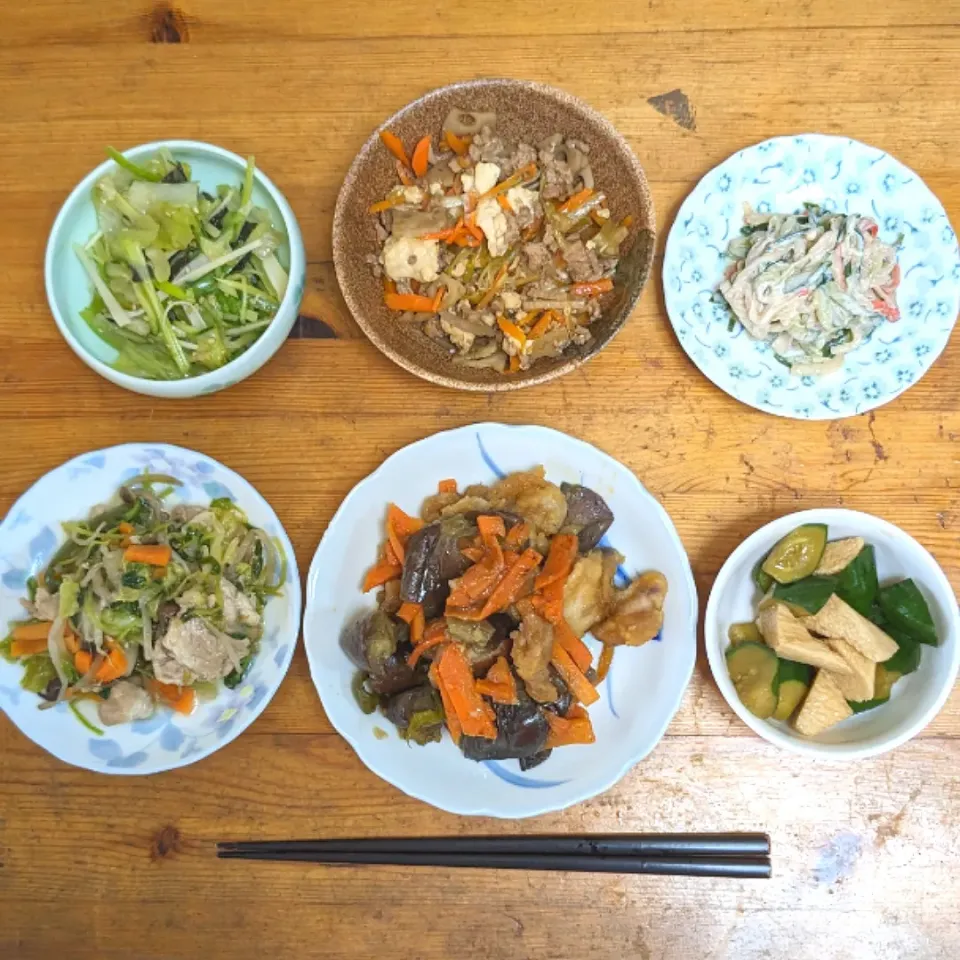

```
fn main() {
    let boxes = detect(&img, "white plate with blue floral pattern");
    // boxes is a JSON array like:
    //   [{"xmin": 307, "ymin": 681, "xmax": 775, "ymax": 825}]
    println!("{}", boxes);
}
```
[
  {"xmin": 303, "ymin": 423, "xmax": 697, "ymax": 818},
  {"xmin": 663, "ymin": 134, "xmax": 960, "ymax": 419},
  {"xmin": 0, "ymin": 444, "xmax": 301, "ymax": 774}
]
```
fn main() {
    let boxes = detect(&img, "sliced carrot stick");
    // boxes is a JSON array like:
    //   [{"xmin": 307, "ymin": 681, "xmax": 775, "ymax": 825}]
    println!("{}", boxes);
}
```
[
  {"xmin": 497, "ymin": 316, "xmax": 528, "ymax": 348},
  {"xmin": 384, "ymin": 292, "xmax": 442, "ymax": 313},
  {"xmin": 436, "ymin": 643, "xmax": 497, "ymax": 739},
  {"xmin": 559, "ymin": 187, "xmax": 594, "ymax": 212},
  {"xmin": 528, "ymin": 311, "xmax": 555, "ymax": 339},
  {"xmin": 12, "ymin": 621, "xmax": 51, "ymax": 641},
  {"xmin": 430, "ymin": 651, "xmax": 462, "ymax": 744},
  {"xmin": 545, "ymin": 709, "xmax": 596, "ymax": 748},
  {"xmin": 476, "ymin": 514, "xmax": 506, "ymax": 542},
  {"xmin": 438, "ymin": 478, "xmax": 457, "ymax": 494},
  {"xmin": 596, "ymin": 644, "xmax": 615, "ymax": 684},
  {"xmin": 460, "ymin": 545, "xmax": 484, "ymax": 564},
  {"xmin": 507, "ymin": 356, "xmax": 521, "ymax": 374},
  {"xmin": 386, "ymin": 504, "xmax": 424, "ymax": 565},
  {"xmin": 11, "ymin": 636, "xmax": 49, "ymax": 657},
  {"xmin": 476, "ymin": 547, "xmax": 542, "ymax": 619},
  {"xmin": 407, "ymin": 630, "xmax": 448, "ymax": 668},
  {"xmin": 551, "ymin": 642, "xmax": 599, "ymax": 706},
  {"xmin": 411, "ymin": 135, "xmax": 431, "ymax": 178},
  {"xmin": 123, "ymin": 544, "xmax": 171, "ymax": 566},
  {"xmin": 396, "ymin": 601, "xmax": 425, "ymax": 645},
  {"xmin": 64, "ymin": 628, "xmax": 81, "ymax": 656},
  {"xmin": 553, "ymin": 618, "xmax": 593, "ymax": 674},
  {"xmin": 95, "ymin": 641, "xmax": 128, "ymax": 684},
  {"xmin": 477, "ymin": 162, "xmax": 537, "ymax": 203},
  {"xmin": 74, "ymin": 650, "xmax": 93, "ymax": 675},
  {"xmin": 444, "ymin": 130, "xmax": 471, "ymax": 156},
  {"xmin": 476, "ymin": 656, "xmax": 518, "ymax": 704},
  {"xmin": 535, "ymin": 533, "xmax": 579, "ymax": 590},
  {"xmin": 117, "ymin": 521, "xmax": 134, "ymax": 535},
  {"xmin": 380, "ymin": 129, "xmax": 410, "ymax": 168},
  {"xmin": 571, "ymin": 277, "xmax": 614, "ymax": 298},
  {"xmin": 503, "ymin": 522, "xmax": 529, "ymax": 549},
  {"xmin": 362, "ymin": 560, "xmax": 402, "ymax": 592}
]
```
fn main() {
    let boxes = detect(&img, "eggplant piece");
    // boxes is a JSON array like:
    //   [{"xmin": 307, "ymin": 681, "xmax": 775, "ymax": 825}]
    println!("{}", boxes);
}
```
[
  {"xmin": 520, "ymin": 749, "xmax": 552, "ymax": 771},
  {"xmin": 460, "ymin": 689, "xmax": 550, "ymax": 762},
  {"xmin": 561, "ymin": 483, "xmax": 614, "ymax": 552},
  {"xmin": 340, "ymin": 610, "xmax": 408, "ymax": 674},
  {"xmin": 382, "ymin": 685, "xmax": 444, "ymax": 743},
  {"xmin": 401, "ymin": 516, "xmax": 475, "ymax": 619}
]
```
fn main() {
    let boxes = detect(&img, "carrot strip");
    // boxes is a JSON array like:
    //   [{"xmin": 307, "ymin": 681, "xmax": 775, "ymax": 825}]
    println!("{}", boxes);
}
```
[
  {"xmin": 497, "ymin": 194, "xmax": 512, "ymax": 212},
  {"xmin": 396, "ymin": 162, "xmax": 414, "ymax": 186},
  {"xmin": 477, "ymin": 547, "xmax": 543, "ymax": 619},
  {"xmin": 559, "ymin": 187, "xmax": 594, "ymax": 212},
  {"xmin": 503, "ymin": 522, "xmax": 529, "ymax": 549},
  {"xmin": 64, "ymin": 628, "xmax": 80, "ymax": 656},
  {"xmin": 477, "ymin": 263, "xmax": 510, "ymax": 311},
  {"xmin": 11, "ymin": 636, "xmax": 49, "ymax": 657},
  {"xmin": 437, "ymin": 643, "xmax": 497, "ymax": 739},
  {"xmin": 554, "ymin": 618, "xmax": 593, "ymax": 673},
  {"xmin": 438, "ymin": 478, "xmax": 458, "ymax": 494},
  {"xmin": 507, "ymin": 356, "xmax": 521, "ymax": 374},
  {"xmin": 460, "ymin": 545, "xmax": 484, "ymax": 563},
  {"xmin": 476, "ymin": 514, "xmax": 506, "ymax": 542},
  {"xmin": 380, "ymin": 130, "xmax": 411, "ymax": 168},
  {"xmin": 535, "ymin": 534, "xmax": 579, "ymax": 590},
  {"xmin": 117, "ymin": 521, "xmax": 134, "ymax": 535},
  {"xmin": 444, "ymin": 130, "xmax": 471, "ymax": 156},
  {"xmin": 477, "ymin": 162, "xmax": 537, "ymax": 203},
  {"xmin": 95, "ymin": 641, "xmax": 128, "ymax": 684},
  {"xmin": 123, "ymin": 544, "xmax": 171, "ymax": 566},
  {"xmin": 430, "ymin": 652, "xmax": 462, "ymax": 744},
  {"xmin": 497, "ymin": 316, "xmax": 528, "ymax": 348},
  {"xmin": 369, "ymin": 193, "xmax": 407, "ymax": 215},
  {"xmin": 362, "ymin": 560, "xmax": 402, "ymax": 592},
  {"xmin": 551, "ymin": 643, "xmax": 599, "ymax": 706},
  {"xmin": 411, "ymin": 135, "xmax": 431, "ymax": 178},
  {"xmin": 12, "ymin": 621, "xmax": 52, "ymax": 641},
  {"xmin": 396, "ymin": 601, "xmax": 425, "ymax": 645},
  {"xmin": 596, "ymin": 644, "xmax": 615, "ymax": 684},
  {"xmin": 545, "ymin": 710, "xmax": 596, "ymax": 748},
  {"xmin": 386, "ymin": 504, "xmax": 424, "ymax": 565},
  {"xmin": 384, "ymin": 291, "xmax": 442, "ymax": 313},
  {"xmin": 528, "ymin": 311, "xmax": 555, "ymax": 339},
  {"xmin": 407, "ymin": 630, "xmax": 448, "ymax": 668},
  {"xmin": 149, "ymin": 679, "xmax": 197, "ymax": 715},
  {"xmin": 74, "ymin": 650, "xmax": 93, "ymax": 675},
  {"xmin": 476, "ymin": 656, "xmax": 518, "ymax": 704},
  {"xmin": 572, "ymin": 278, "xmax": 614, "ymax": 298}
]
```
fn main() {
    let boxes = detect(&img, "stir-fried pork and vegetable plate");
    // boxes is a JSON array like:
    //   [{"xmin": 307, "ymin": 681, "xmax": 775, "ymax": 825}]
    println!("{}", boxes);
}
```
[
  {"xmin": 0, "ymin": 444, "xmax": 301, "ymax": 774},
  {"xmin": 304, "ymin": 423, "xmax": 698, "ymax": 817},
  {"xmin": 74, "ymin": 147, "xmax": 289, "ymax": 381},
  {"xmin": 365, "ymin": 109, "xmax": 633, "ymax": 375}
]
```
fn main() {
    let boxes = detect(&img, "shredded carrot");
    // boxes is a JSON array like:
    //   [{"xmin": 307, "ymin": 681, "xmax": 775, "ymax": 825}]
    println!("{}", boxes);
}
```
[
  {"xmin": 503, "ymin": 521, "xmax": 530, "ymax": 549},
  {"xmin": 396, "ymin": 601, "xmax": 425, "ymax": 645},
  {"xmin": 528, "ymin": 311, "xmax": 555, "ymax": 339},
  {"xmin": 362, "ymin": 559, "xmax": 402, "ymax": 592},
  {"xmin": 476, "ymin": 547, "xmax": 542, "ymax": 619},
  {"xmin": 74, "ymin": 650, "xmax": 93, "ymax": 675},
  {"xmin": 123, "ymin": 544, "xmax": 171, "ymax": 566},
  {"xmin": 477, "ymin": 162, "xmax": 537, "ymax": 203},
  {"xmin": 497, "ymin": 316, "xmax": 527, "ymax": 348},
  {"xmin": 11, "ymin": 635, "xmax": 49, "ymax": 657},
  {"xmin": 386, "ymin": 504, "xmax": 423, "ymax": 565},
  {"xmin": 476, "ymin": 656, "xmax": 518, "ymax": 704},
  {"xmin": 507, "ymin": 356, "xmax": 521, "ymax": 374},
  {"xmin": 369, "ymin": 193, "xmax": 407, "ymax": 215},
  {"xmin": 553, "ymin": 618, "xmax": 593, "ymax": 674},
  {"xmin": 438, "ymin": 478, "xmax": 457, "ymax": 494},
  {"xmin": 476, "ymin": 514, "xmax": 506, "ymax": 542},
  {"xmin": 535, "ymin": 534, "xmax": 579, "ymax": 590},
  {"xmin": 430, "ymin": 651, "xmax": 462, "ymax": 744},
  {"xmin": 477, "ymin": 263, "xmax": 510, "ymax": 311},
  {"xmin": 95, "ymin": 641, "xmax": 128, "ymax": 684},
  {"xmin": 545, "ymin": 709, "xmax": 596, "ymax": 748},
  {"xmin": 497, "ymin": 194, "xmax": 512, "ymax": 212},
  {"xmin": 407, "ymin": 629, "xmax": 448, "ymax": 668},
  {"xmin": 117, "ymin": 521, "xmax": 134, "ymax": 535},
  {"xmin": 11, "ymin": 621, "xmax": 52, "ymax": 642},
  {"xmin": 384, "ymin": 291, "xmax": 442, "ymax": 313},
  {"xmin": 431, "ymin": 287, "xmax": 444, "ymax": 312},
  {"xmin": 572, "ymin": 277, "xmax": 614, "ymax": 298},
  {"xmin": 444, "ymin": 130, "xmax": 471, "ymax": 156},
  {"xmin": 559, "ymin": 187, "xmax": 594, "ymax": 212},
  {"xmin": 596, "ymin": 644, "xmax": 615, "ymax": 684},
  {"xmin": 380, "ymin": 129, "xmax": 410, "ymax": 168},
  {"xmin": 533, "ymin": 577, "xmax": 565, "ymax": 623},
  {"xmin": 551, "ymin": 643, "xmax": 599, "ymax": 706},
  {"xmin": 437, "ymin": 643, "xmax": 497, "ymax": 739},
  {"xmin": 411, "ymin": 135, "xmax": 431, "ymax": 178}
]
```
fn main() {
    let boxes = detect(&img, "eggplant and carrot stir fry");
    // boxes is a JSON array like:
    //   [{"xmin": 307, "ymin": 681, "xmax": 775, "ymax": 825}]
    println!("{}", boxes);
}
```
[
  {"xmin": 343, "ymin": 468, "xmax": 668, "ymax": 769},
  {"xmin": 367, "ymin": 109, "xmax": 634, "ymax": 374},
  {"xmin": 0, "ymin": 474, "xmax": 285, "ymax": 732},
  {"xmin": 77, "ymin": 147, "xmax": 289, "ymax": 381}
]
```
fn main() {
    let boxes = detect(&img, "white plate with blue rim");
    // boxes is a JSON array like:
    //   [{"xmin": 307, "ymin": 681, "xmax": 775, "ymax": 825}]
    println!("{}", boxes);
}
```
[
  {"xmin": 663, "ymin": 134, "xmax": 960, "ymax": 419},
  {"xmin": 0, "ymin": 443, "xmax": 301, "ymax": 774},
  {"xmin": 303, "ymin": 423, "xmax": 697, "ymax": 818}
]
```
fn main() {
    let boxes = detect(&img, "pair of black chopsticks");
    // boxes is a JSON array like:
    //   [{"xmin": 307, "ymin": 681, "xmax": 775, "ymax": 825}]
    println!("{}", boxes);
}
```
[{"xmin": 217, "ymin": 833, "xmax": 771, "ymax": 878}]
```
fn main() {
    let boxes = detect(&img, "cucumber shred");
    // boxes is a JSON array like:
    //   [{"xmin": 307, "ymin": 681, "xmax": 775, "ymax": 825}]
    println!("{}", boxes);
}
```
[{"xmin": 726, "ymin": 641, "xmax": 778, "ymax": 719}]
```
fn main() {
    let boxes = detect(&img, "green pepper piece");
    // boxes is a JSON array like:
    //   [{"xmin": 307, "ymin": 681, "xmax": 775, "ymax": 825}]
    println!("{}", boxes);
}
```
[
  {"xmin": 878, "ymin": 579, "xmax": 938, "ymax": 646},
  {"xmin": 772, "ymin": 576, "xmax": 837, "ymax": 614},
  {"xmin": 835, "ymin": 544, "xmax": 878, "ymax": 617},
  {"xmin": 761, "ymin": 524, "xmax": 828, "ymax": 584},
  {"xmin": 351, "ymin": 671, "xmax": 379, "ymax": 715}
]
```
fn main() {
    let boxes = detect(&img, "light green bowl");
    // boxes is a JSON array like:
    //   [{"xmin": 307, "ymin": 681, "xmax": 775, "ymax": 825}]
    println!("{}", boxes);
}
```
[{"xmin": 44, "ymin": 140, "xmax": 306, "ymax": 398}]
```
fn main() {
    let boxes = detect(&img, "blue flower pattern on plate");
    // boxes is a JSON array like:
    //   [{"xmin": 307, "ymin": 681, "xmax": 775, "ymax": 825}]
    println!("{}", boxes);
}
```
[{"xmin": 663, "ymin": 135, "xmax": 960, "ymax": 419}]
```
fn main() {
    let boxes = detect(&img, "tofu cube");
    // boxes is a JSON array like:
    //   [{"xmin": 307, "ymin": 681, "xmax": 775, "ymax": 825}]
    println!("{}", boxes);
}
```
[
  {"xmin": 794, "ymin": 670, "xmax": 853, "ymax": 736},
  {"xmin": 757, "ymin": 604, "xmax": 853, "ymax": 675},
  {"xmin": 814, "ymin": 537, "xmax": 865, "ymax": 575},
  {"xmin": 801, "ymin": 594, "xmax": 898, "ymax": 662},
  {"xmin": 825, "ymin": 637, "xmax": 876, "ymax": 701}
]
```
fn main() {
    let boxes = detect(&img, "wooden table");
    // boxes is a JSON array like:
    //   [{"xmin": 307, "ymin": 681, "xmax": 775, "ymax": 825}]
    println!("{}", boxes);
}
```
[{"xmin": 3, "ymin": 2, "xmax": 960, "ymax": 957}]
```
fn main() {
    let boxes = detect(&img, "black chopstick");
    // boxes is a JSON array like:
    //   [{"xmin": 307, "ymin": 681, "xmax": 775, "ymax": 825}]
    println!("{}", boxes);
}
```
[
  {"xmin": 218, "ymin": 832, "xmax": 769, "ymax": 859},
  {"xmin": 216, "ymin": 848, "xmax": 771, "ymax": 878}
]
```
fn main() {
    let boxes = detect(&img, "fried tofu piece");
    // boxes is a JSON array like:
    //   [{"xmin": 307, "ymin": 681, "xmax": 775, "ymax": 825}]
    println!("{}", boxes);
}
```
[
  {"xmin": 814, "ymin": 537, "xmax": 865, "ymax": 575},
  {"xmin": 801, "ymin": 594, "xmax": 898, "ymax": 662},
  {"xmin": 757, "ymin": 604, "xmax": 852, "ymax": 675},
  {"xmin": 793, "ymin": 670, "xmax": 853, "ymax": 736},
  {"xmin": 825, "ymin": 637, "xmax": 876, "ymax": 701}
]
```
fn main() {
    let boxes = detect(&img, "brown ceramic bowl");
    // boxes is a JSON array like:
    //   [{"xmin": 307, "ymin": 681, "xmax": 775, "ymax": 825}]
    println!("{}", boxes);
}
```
[{"xmin": 333, "ymin": 78, "xmax": 656, "ymax": 391}]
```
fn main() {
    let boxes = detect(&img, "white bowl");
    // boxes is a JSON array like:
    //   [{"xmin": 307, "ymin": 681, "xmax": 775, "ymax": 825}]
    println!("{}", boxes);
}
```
[
  {"xmin": 303, "ymin": 423, "xmax": 698, "ymax": 817},
  {"xmin": 44, "ymin": 141, "xmax": 306, "ymax": 398},
  {"xmin": 0, "ymin": 444, "xmax": 302, "ymax": 774},
  {"xmin": 705, "ymin": 509, "xmax": 960, "ymax": 759}
]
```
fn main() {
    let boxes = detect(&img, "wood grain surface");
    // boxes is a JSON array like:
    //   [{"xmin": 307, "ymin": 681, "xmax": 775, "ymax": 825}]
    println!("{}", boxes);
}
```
[{"xmin": 2, "ymin": 2, "xmax": 960, "ymax": 958}]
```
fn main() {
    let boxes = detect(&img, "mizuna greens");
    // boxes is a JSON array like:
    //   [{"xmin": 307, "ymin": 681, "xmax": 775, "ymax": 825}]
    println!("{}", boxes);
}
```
[
  {"xmin": 0, "ymin": 474, "xmax": 286, "ymax": 729},
  {"xmin": 77, "ymin": 147, "xmax": 289, "ymax": 380}
]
